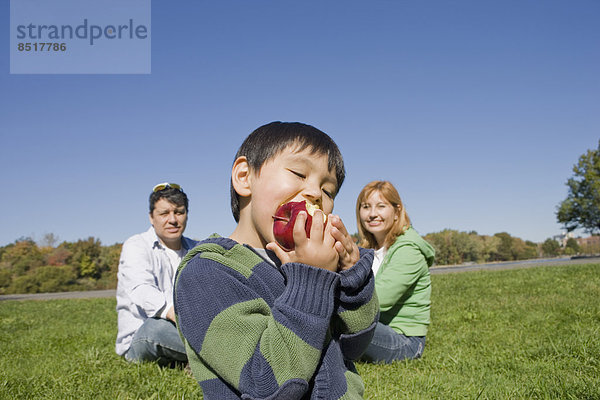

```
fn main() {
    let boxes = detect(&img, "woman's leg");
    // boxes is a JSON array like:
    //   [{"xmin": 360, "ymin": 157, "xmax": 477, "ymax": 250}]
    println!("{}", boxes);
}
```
[{"xmin": 361, "ymin": 322, "xmax": 425, "ymax": 364}]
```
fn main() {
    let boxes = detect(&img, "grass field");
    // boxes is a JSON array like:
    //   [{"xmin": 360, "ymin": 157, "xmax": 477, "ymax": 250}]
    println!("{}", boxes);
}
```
[{"xmin": 1, "ymin": 264, "xmax": 599, "ymax": 399}]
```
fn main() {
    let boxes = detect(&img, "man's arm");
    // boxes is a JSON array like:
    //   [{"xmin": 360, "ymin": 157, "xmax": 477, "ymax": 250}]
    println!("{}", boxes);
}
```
[{"xmin": 118, "ymin": 236, "xmax": 170, "ymax": 318}]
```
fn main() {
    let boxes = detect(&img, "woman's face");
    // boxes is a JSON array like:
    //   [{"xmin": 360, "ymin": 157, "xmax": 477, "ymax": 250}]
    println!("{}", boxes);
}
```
[{"xmin": 359, "ymin": 190, "xmax": 397, "ymax": 247}]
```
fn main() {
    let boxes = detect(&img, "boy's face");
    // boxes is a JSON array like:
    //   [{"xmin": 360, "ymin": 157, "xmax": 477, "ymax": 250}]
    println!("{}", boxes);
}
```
[{"xmin": 238, "ymin": 146, "xmax": 338, "ymax": 248}]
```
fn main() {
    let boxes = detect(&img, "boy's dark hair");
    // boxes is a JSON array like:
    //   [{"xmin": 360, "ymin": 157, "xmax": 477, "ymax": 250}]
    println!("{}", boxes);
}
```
[
  {"xmin": 149, "ymin": 188, "xmax": 189, "ymax": 214},
  {"xmin": 230, "ymin": 121, "xmax": 345, "ymax": 222}
]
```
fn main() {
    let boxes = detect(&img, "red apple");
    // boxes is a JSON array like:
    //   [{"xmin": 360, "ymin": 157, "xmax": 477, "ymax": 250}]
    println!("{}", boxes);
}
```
[{"xmin": 272, "ymin": 200, "xmax": 325, "ymax": 251}]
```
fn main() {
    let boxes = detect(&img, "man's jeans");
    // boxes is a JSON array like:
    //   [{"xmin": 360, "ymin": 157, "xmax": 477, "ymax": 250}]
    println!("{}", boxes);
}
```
[
  {"xmin": 124, "ymin": 318, "xmax": 187, "ymax": 366},
  {"xmin": 361, "ymin": 322, "xmax": 425, "ymax": 364}
]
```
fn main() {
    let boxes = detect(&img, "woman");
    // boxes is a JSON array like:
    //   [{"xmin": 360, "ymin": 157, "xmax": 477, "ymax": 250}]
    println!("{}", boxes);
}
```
[{"xmin": 356, "ymin": 180, "xmax": 435, "ymax": 363}]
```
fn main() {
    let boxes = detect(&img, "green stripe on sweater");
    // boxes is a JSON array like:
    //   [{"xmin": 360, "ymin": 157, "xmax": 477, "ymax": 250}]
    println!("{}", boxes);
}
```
[
  {"xmin": 338, "ymin": 370, "xmax": 365, "ymax": 400},
  {"xmin": 183, "ymin": 340, "xmax": 218, "ymax": 383},
  {"xmin": 190, "ymin": 242, "xmax": 263, "ymax": 279},
  {"xmin": 200, "ymin": 298, "xmax": 272, "ymax": 387},
  {"xmin": 200, "ymin": 298, "xmax": 322, "ymax": 389},
  {"xmin": 259, "ymin": 319, "xmax": 320, "ymax": 385},
  {"xmin": 337, "ymin": 293, "xmax": 379, "ymax": 333}
]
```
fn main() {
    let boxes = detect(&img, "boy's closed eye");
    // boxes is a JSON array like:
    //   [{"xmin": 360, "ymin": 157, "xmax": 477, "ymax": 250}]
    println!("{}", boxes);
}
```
[
  {"xmin": 287, "ymin": 169, "xmax": 334, "ymax": 198},
  {"xmin": 288, "ymin": 169, "xmax": 306, "ymax": 179}
]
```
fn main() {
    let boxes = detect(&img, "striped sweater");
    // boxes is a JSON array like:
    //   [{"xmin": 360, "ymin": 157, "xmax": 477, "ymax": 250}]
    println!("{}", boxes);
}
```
[{"xmin": 174, "ymin": 236, "xmax": 378, "ymax": 400}]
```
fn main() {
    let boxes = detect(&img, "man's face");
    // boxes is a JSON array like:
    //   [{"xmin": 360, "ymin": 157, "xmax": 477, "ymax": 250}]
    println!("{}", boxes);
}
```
[
  {"xmin": 149, "ymin": 198, "xmax": 188, "ymax": 248},
  {"xmin": 239, "ymin": 146, "xmax": 338, "ymax": 248}
]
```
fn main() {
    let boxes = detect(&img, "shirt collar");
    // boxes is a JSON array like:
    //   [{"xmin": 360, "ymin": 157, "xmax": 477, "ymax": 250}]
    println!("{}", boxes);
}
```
[{"xmin": 250, "ymin": 247, "xmax": 281, "ymax": 268}]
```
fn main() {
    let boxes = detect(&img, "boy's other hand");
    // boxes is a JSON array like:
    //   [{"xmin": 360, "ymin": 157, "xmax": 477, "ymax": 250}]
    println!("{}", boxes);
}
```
[
  {"xmin": 267, "ymin": 210, "xmax": 339, "ymax": 272},
  {"xmin": 329, "ymin": 214, "xmax": 360, "ymax": 271}
]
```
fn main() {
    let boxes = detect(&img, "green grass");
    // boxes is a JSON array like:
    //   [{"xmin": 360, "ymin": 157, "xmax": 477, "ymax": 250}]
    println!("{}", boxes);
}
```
[{"xmin": 1, "ymin": 264, "xmax": 599, "ymax": 399}]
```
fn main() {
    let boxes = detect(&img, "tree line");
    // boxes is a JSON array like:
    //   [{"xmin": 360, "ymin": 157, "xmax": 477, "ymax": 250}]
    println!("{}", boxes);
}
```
[
  {"xmin": 0, "ymin": 236, "xmax": 121, "ymax": 295},
  {"xmin": 0, "ymin": 230, "xmax": 594, "ymax": 295},
  {"xmin": 423, "ymin": 230, "xmax": 586, "ymax": 266}
]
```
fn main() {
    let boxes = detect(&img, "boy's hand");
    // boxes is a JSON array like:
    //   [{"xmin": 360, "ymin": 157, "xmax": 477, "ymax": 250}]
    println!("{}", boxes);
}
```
[
  {"xmin": 328, "ymin": 214, "xmax": 360, "ymax": 271},
  {"xmin": 267, "ymin": 210, "xmax": 339, "ymax": 272}
]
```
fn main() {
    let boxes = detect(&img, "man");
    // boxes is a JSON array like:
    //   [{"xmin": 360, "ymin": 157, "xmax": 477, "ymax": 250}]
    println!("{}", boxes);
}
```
[{"xmin": 116, "ymin": 182, "xmax": 197, "ymax": 366}]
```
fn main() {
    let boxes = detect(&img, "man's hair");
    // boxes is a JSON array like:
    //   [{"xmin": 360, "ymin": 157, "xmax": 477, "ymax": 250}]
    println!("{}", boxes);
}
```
[
  {"xmin": 355, "ymin": 180, "xmax": 411, "ymax": 250},
  {"xmin": 149, "ymin": 187, "xmax": 189, "ymax": 214},
  {"xmin": 230, "ymin": 121, "xmax": 346, "ymax": 222}
]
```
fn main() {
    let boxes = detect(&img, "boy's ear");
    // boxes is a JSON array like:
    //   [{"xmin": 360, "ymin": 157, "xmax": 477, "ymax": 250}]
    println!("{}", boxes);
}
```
[{"xmin": 231, "ymin": 156, "xmax": 252, "ymax": 197}]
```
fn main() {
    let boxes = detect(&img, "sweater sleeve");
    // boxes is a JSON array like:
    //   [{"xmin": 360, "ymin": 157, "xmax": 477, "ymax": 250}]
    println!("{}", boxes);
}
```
[
  {"xmin": 376, "ymin": 243, "xmax": 426, "ymax": 312},
  {"xmin": 332, "ymin": 247, "xmax": 379, "ymax": 360},
  {"xmin": 175, "ymin": 253, "xmax": 339, "ymax": 399}
]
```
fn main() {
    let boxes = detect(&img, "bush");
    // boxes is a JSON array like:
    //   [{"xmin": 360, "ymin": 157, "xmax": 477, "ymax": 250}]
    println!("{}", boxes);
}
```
[
  {"xmin": 8, "ymin": 274, "xmax": 41, "ymax": 294},
  {"xmin": 0, "ymin": 268, "xmax": 12, "ymax": 293},
  {"xmin": 7, "ymin": 265, "xmax": 79, "ymax": 294}
]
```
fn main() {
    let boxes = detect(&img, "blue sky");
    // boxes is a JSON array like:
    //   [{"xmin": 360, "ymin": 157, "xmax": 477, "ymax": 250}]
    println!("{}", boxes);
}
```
[{"xmin": 1, "ymin": 1, "xmax": 598, "ymax": 247}]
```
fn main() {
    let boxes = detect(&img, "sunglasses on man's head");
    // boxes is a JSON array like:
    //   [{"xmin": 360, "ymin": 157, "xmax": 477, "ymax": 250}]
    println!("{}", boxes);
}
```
[{"xmin": 152, "ymin": 182, "xmax": 182, "ymax": 192}]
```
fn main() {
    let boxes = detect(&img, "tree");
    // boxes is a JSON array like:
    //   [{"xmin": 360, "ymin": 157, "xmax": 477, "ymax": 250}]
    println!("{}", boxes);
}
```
[
  {"xmin": 564, "ymin": 237, "xmax": 580, "ymax": 255},
  {"xmin": 0, "ymin": 238, "xmax": 44, "ymax": 276},
  {"xmin": 524, "ymin": 240, "xmax": 540, "ymax": 259},
  {"xmin": 479, "ymin": 235, "xmax": 500, "ymax": 262},
  {"xmin": 61, "ymin": 237, "xmax": 102, "ymax": 278},
  {"xmin": 511, "ymin": 237, "xmax": 538, "ymax": 260},
  {"xmin": 44, "ymin": 247, "xmax": 72, "ymax": 266},
  {"xmin": 96, "ymin": 243, "xmax": 122, "ymax": 288},
  {"xmin": 557, "ymin": 140, "xmax": 600, "ymax": 234},
  {"xmin": 38, "ymin": 233, "xmax": 60, "ymax": 248},
  {"xmin": 424, "ymin": 229, "xmax": 486, "ymax": 265},
  {"xmin": 493, "ymin": 232, "xmax": 515, "ymax": 261},
  {"xmin": 541, "ymin": 238, "xmax": 561, "ymax": 257}
]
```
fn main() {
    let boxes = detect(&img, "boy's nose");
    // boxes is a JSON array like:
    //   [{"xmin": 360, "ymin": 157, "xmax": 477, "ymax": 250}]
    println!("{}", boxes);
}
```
[{"xmin": 303, "ymin": 186, "xmax": 322, "ymax": 207}]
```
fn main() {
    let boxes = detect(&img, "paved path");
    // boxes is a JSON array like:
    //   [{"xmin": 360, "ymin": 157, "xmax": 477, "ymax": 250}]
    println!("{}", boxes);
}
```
[
  {"xmin": 1, "ymin": 256, "xmax": 599, "ymax": 301},
  {"xmin": 430, "ymin": 255, "xmax": 600, "ymax": 274},
  {"xmin": 0, "ymin": 289, "xmax": 116, "ymax": 302}
]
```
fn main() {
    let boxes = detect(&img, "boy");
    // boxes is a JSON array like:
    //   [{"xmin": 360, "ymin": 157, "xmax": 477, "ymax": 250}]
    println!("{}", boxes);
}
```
[{"xmin": 174, "ymin": 122, "xmax": 378, "ymax": 399}]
